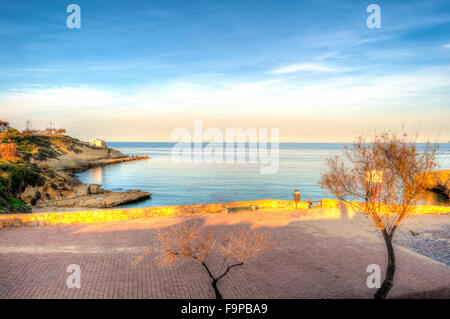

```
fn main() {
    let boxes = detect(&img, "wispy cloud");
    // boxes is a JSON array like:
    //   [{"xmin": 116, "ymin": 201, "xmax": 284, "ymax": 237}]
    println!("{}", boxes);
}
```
[
  {"xmin": 443, "ymin": 43, "xmax": 450, "ymax": 49},
  {"xmin": 271, "ymin": 63, "xmax": 337, "ymax": 75},
  {"xmin": 2, "ymin": 66, "xmax": 449, "ymax": 141}
]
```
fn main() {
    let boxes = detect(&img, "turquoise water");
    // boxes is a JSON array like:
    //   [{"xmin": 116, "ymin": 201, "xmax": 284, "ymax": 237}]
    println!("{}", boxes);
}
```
[{"xmin": 76, "ymin": 143, "xmax": 450, "ymax": 207}]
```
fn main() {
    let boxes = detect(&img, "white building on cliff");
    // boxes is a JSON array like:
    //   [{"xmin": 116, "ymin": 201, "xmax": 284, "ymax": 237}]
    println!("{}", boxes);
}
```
[
  {"xmin": 89, "ymin": 138, "xmax": 106, "ymax": 148},
  {"xmin": 0, "ymin": 120, "xmax": 10, "ymax": 133}
]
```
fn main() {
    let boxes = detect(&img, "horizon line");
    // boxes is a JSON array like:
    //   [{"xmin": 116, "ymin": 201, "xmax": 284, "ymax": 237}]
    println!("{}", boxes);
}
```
[{"xmin": 103, "ymin": 140, "xmax": 449, "ymax": 144}]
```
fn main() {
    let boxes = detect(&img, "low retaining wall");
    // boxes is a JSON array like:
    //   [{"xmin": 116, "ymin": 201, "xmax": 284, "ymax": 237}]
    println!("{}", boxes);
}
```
[
  {"xmin": 320, "ymin": 199, "xmax": 450, "ymax": 214},
  {"xmin": 0, "ymin": 199, "xmax": 448, "ymax": 228}
]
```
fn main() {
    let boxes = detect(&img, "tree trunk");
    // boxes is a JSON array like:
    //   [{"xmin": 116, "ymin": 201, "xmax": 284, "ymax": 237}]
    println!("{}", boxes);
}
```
[
  {"xmin": 211, "ymin": 279, "xmax": 222, "ymax": 299},
  {"xmin": 201, "ymin": 262, "xmax": 243, "ymax": 299},
  {"xmin": 201, "ymin": 262, "xmax": 222, "ymax": 299},
  {"xmin": 374, "ymin": 228, "xmax": 396, "ymax": 299}
]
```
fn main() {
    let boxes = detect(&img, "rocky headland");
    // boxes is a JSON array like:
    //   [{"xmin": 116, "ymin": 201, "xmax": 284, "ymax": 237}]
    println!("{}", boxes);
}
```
[{"xmin": 0, "ymin": 129, "xmax": 151, "ymax": 213}]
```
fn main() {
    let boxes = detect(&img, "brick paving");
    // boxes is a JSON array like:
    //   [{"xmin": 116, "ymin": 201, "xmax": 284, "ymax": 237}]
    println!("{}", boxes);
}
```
[{"xmin": 0, "ymin": 209, "xmax": 449, "ymax": 299}]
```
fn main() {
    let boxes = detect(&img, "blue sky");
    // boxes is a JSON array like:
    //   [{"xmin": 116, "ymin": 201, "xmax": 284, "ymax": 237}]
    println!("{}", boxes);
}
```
[{"xmin": 0, "ymin": 0, "xmax": 449, "ymax": 141}]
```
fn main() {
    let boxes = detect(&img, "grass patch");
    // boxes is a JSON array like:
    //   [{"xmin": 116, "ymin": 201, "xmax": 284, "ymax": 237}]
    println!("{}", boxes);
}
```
[{"xmin": 1, "ymin": 129, "xmax": 84, "ymax": 161}]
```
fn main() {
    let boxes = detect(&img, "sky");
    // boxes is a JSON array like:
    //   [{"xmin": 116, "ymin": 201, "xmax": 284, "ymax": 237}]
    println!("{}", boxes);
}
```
[{"xmin": 0, "ymin": 0, "xmax": 449, "ymax": 142}]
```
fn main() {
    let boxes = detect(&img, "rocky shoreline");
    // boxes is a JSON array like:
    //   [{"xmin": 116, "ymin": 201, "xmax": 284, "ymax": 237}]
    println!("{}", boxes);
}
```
[
  {"xmin": 35, "ymin": 190, "xmax": 151, "ymax": 209},
  {"xmin": 20, "ymin": 143, "xmax": 152, "ymax": 211}
]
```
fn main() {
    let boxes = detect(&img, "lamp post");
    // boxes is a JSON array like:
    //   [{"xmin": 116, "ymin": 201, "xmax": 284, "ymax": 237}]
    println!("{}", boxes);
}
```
[{"xmin": 294, "ymin": 189, "xmax": 300, "ymax": 209}]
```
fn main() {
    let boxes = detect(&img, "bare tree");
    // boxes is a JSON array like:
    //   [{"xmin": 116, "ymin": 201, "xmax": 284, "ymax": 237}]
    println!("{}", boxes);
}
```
[
  {"xmin": 157, "ymin": 220, "xmax": 271, "ymax": 299},
  {"xmin": 319, "ymin": 130, "xmax": 438, "ymax": 299}
]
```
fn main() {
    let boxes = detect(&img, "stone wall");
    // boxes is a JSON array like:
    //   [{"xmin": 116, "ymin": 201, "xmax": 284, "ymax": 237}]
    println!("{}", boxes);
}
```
[
  {"xmin": 0, "ymin": 199, "xmax": 448, "ymax": 228},
  {"xmin": 321, "ymin": 198, "xmax": 450, "ymax": 213}
]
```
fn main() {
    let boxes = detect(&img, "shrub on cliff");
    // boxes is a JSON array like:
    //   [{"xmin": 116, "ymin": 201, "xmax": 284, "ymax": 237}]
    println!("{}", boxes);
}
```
[
  {"xmin": 0, "ymin": 143, "xmax": 19, "ymax": 162},
  {"xmin": 0, "ymin": 163, "xmax": 45, "ymax": 196},
  {"xmin": 0, "ymin": 189, "xmax": 30, "ymax": 213},
  {"xmin": 0, "ymin": 162, "xmax": 46, "ymax": 213},
  {"xmin": 0, "ymin": 185, "xmax": 31, "ymax": 214}
]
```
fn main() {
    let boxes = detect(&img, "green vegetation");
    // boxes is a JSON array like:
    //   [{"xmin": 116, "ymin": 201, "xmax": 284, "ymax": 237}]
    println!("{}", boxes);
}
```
[
  {"xmin": 0, "ymin": 162, "xmax": 46, "ymax": 195},
  {"xmin": 0, "ymin": 129, "xmax": 83, "ymax": 161},
  {"xmin": 0, "ymin": 162, "xmax": 46, "ymax": 214}
]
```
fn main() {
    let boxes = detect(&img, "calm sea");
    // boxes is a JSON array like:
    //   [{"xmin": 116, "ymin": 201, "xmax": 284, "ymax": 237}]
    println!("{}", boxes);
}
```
[{"xmin": 76, "ymin": 143, "xmax": 450, "ymax": 207}]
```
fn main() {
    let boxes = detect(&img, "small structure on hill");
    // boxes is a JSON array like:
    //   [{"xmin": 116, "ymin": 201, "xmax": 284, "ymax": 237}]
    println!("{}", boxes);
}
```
[
  {"xmin": 26, "ymin": 128, "xmax": 67, "ymax": 136},
  {"xmin": 89, "ymin": 138, "xmax": 106, "ymax": 148},
  {"xmin": 0, "ymin": 120, "xmax": 10, "ymax": 133},
  {"xmin": 24, "ymin": 120, "xmax": 67, "ymax": 136}
]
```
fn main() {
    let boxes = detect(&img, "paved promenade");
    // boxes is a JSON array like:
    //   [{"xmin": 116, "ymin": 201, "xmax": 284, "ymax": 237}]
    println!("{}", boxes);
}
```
[{"xmin": 0, "ymin": 209, "xmax": 449, "ymax": 299}]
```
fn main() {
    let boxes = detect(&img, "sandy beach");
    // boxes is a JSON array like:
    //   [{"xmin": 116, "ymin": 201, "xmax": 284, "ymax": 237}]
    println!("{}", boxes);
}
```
[{"xmin": 0, "ymin": 208, "xmax": 448, "ymax": 299}]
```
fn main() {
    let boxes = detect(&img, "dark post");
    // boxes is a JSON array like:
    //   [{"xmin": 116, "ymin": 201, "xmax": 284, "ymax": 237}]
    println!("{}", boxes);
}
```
[{"xmin": 294, "ymin": 189, "xmax": 300, "ymax": 209}]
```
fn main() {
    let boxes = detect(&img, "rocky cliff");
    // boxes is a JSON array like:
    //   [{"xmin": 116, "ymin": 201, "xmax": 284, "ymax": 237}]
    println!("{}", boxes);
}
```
[{"xmin": 0, "ymin": 129, "xmax": 151, "ymax": 213}]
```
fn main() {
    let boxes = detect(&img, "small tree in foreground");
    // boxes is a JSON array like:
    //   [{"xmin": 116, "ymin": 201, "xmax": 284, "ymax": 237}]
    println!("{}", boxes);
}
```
[
  {"xmin": 157, "ymin": 221, "xmax": 271, "ymax": 299},
  {"xmin": 319, "ymin": 131, "xmax": 438, "ymax": 299}
]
